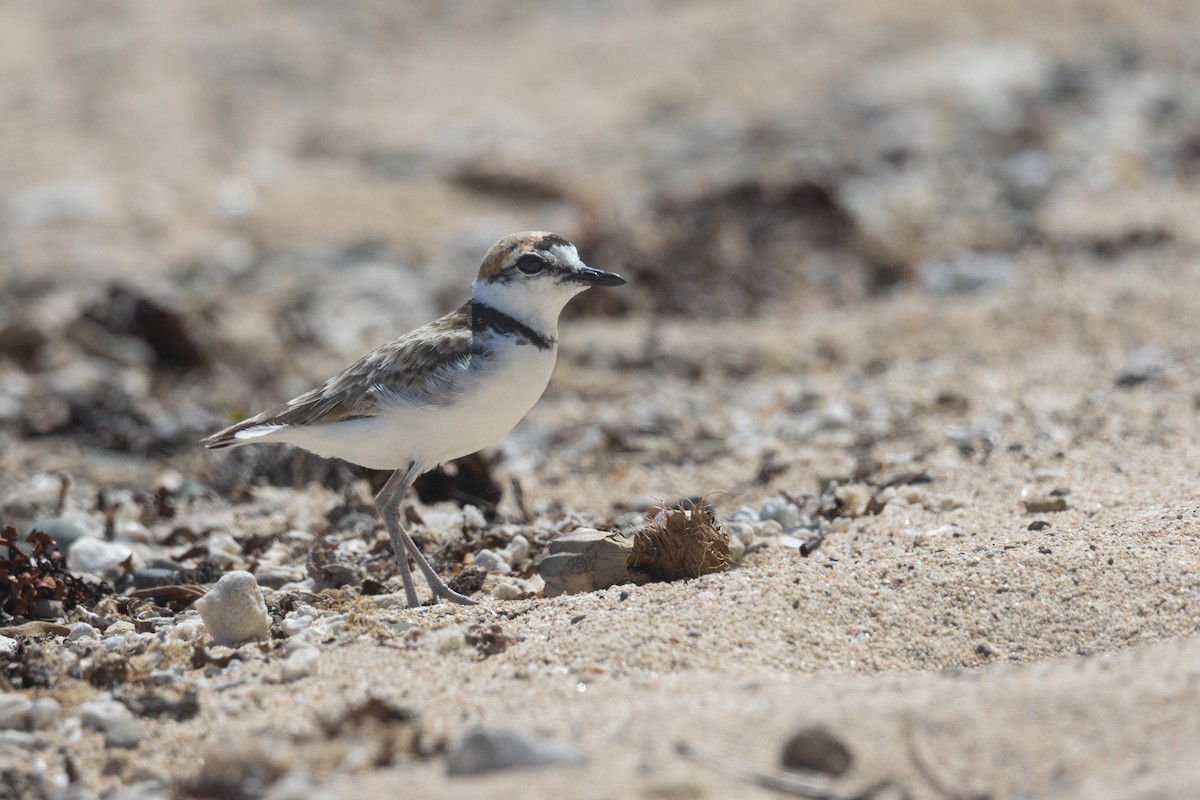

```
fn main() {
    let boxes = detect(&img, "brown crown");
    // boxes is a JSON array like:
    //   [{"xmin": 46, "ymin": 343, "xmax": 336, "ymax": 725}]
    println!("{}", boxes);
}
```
[{"xmin": 477, "ymin": 231, "xmax": 571, "ymax": 281}]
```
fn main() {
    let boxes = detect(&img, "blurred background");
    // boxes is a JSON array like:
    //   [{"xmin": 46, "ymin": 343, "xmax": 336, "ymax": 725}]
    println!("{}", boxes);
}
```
[{"xmin": 1, "ymin": 0, "xmax": 1198, "ymax": 476}]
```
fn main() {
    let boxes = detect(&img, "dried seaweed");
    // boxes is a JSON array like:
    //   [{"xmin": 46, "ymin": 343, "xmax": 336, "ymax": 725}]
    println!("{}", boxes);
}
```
[
  {"xmin": 627, "ymin": 504, "xmax": 732, "ymax": 583},
  {"xmin": 0, "ymin": 526, "xmax": 110, "ymax": 619}
]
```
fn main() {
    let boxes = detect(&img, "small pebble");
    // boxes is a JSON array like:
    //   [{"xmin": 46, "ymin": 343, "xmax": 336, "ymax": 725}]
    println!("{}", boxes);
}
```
[
  {"xmin": 133, "ymin": 568, "xmax": 176, "ymax": 590},
  {"xmin": 445, "ymin": 728, "xmax": 588, "ymax": 776},
  {"xmin": 29, "ymin": 698, "xmax": 60, "ymax": 731},
  {"xmin": 0, "ymin": 694, "xmax": 33, "ymax": 730},
  {"xmin": 780, "ymin": 725, "xmax": 853, "ymax": 776},
  {"xmin": 24, "ymin": 517, "xmax": 89, "ymax": 554},
  {"xmin": 491, "ymin": 581, "xmax": 525, "ymax": 601},
  {"xmin": 194, "ymin": 571, "xmax": 272, "ymax": 646},
  {"xmin": 472, "ymin": 549, "xmax": 512, "ymax": 574},
  {"xmin": 68, "ymin": 537, "xmax": 138, "ymax": 578},
  {"xmin": 423, "ymin": 625, "xmax": 467, "ymax": 654},
  {"xmin": 759, "ymin": 498, "xmax": 802, "ymax": 529},
  {"xmin": 79, "ymin": 698, "xmax": 146, "ymax": 749},
  {"xmin": 280, "ymin": 646, "xmax": 320, "ymax": 682},
  {"xmin": 502, "ymin": 534, "xmax": 531, "ymax": 569}
]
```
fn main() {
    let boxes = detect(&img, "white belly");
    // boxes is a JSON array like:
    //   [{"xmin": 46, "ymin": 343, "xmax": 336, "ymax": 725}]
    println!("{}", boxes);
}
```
[{"xmin": 272, "ymin": 345, "xmax": 556, "ymax": 470}]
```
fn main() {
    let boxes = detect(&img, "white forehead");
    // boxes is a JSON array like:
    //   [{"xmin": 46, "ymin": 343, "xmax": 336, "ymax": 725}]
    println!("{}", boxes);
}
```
[{"xmin": 548, "ymin": 243, "xmax": 582, "ymax": 267}]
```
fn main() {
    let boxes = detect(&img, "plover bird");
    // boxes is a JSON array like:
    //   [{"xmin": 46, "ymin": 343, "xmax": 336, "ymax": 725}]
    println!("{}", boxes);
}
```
[{"xmin": 203, "ymin": 232, "xmax": 625, "ymax": 607}]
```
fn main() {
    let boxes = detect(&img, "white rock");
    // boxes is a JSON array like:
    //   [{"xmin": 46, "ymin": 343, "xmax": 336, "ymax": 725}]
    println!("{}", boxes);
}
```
[
  {"xmin": 195, "ymin": 571, "xmax": 272, "ymax": 646},
  {"xmin": 730, "ymin": 505, "xmax": 760, "ymax": 523},
  {"xmin": 66, "ymin": 623, "xmax": 99, "ymax": 643},
  {"xmin": 0, "ymin": 694, "xmax": 33, "ymax": 730},
  {"xmin": 29, "ymin": 698, "xmax": 60, "ymax": 731},
  {"xmin": 423, "ymin": 625, "xmax": 467, "ymax": 654},
  {"xmin": 445, "ymin": 728, "xmax": 588, "ymax": 775},
  {"xmin": 759, "ymin": 498, "xmax": 802, "ymax": 529},
  {"xmin": 68, "ymin": 537, "xmax": 139, "ymax": 578},
  {"xmin": 420, "ymin": 509, "xmax": 464, "ymax": 532},
  {"xmin": 727, "ymin": 536, "xmax": 746, "ymax": 564},
  {"xmin": 491, "ymin": 582, "xmax": 525, "ymax": 600},
  {"xmin": 78, "ymin": 697, "xmax": 145, "ymax": 748},
  {"xmin": 280, "ymin": 646, "xmax": 320, "ymax": 682},
  {"xmin": 502, "ymin": 535, "xmax": 531, "ymax": 569},
  {"xmin": 281, "ymin": 612, "xmax": 314, "ymax": 638},
  {"xmin": 472, "ymin": 549, "xmax": 512, "ymax": 574},
  {"xmin": 723, "ymin": 521, "xmax": 757, "ymax": 548},
  {"xmin": 0, "ymin": 636, "xmax": 16, "ymax": 659},
  {"xmin": 461, "ymin": 504, "xmax": 488, "ymax": 530}
]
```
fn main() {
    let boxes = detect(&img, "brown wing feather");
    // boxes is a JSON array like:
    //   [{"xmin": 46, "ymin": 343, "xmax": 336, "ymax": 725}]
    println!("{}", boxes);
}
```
[{"xmin": 202, "ymin": 305, "xmax": 477, "ymax": 449}]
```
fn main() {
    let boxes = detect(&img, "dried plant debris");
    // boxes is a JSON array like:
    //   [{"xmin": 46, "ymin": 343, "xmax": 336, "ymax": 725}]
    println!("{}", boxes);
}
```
[
  {"xmin": 447, "ymin": 565, "xmax": 488, "ymax": 597},
  {"xmin": 0, "ymin": 526, "xmax": 110, "ymax": 619},
  {"xmin": 465, "ymin": 622, "xmax": 515, "ymax": 657},
  {"xmin": 79, "ymin": 285, "xmax": 205, "ymax": 370},
  {"xmin": 319, "ymin": 697, "xmax": 442, "ymax": 763},
  {"xmin": 627, "ymin": 505, "xmax": 732, "ymax": 584},
  {"xmin": 412, "ymin": 453, "xmax": 503, "ymax": 517},
  {"xmin": 108, "ymin": 685, "xmax": 200, "ymax": 723}
]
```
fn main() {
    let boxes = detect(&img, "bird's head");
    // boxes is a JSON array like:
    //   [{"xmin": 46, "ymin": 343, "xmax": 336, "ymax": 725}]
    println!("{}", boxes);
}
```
[{"xmin": 471, "ymin": 232, "xmax": 625, "ymax": 329}]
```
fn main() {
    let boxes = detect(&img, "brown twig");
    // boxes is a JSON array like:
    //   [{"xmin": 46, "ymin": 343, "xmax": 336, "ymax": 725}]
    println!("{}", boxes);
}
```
[
  {"xmin": 906, "ymin": 724, "xmax": 989, "ymax": 800},
  {"xmin": 510, "ymin": 478, "xmax": 531, "ymax": 524}
]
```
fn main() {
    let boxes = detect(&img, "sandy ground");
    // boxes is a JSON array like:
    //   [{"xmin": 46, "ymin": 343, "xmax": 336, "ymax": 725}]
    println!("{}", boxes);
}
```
[{"xmin": 2, "ymin": 2, "xmax": 1200, "ymax": 799}]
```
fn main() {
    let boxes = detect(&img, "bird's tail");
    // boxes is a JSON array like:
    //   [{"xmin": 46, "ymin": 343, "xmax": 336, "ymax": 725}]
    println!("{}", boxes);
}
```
[{"xmin": 201, "ymin": 418, "xmax": 284, "ymax": 450}]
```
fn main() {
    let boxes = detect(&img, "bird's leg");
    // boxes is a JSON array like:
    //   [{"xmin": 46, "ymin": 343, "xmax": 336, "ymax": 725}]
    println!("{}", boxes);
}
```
[
  {"xmin": 375, "ymin": 462, "xmax": 480, "ymax": 608},
  {"xmin": 375, "ymin": 464, "xmax": 421, "ymax": 608}
]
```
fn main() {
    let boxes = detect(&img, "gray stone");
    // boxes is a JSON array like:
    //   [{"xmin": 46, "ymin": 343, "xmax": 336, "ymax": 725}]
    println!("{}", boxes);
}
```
[
  {"xmin": 780, "ymin": 725, "xmax": 853, "ymax": 776},
  {"xmin": 78, "ymin": 698, "xmax": 146, "ymax": 749},
  {"xmin": 24, "ymin": 517, "xmax": 89, "ymax": 554},
  {"xmin": 446, "ymin": 728, "xmax": 588, "ymax": 776}
]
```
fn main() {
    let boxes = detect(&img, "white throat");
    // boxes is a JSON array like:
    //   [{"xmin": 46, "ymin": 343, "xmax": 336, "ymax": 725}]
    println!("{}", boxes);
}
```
[{"xmin": 470, "ymin": 278, "xmax": 582, "ymax": 338}]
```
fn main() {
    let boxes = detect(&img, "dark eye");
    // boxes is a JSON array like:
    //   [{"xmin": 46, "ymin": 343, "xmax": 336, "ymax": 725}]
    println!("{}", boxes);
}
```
[{"xmin": 516, "ymin": 254, "xmax": 546, "ymax": 274}]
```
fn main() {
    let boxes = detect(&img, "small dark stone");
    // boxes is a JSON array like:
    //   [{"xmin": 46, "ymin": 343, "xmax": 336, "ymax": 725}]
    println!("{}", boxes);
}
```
[
  {"xmin": 780, "ymin": 725, "xmax": 853, "ymax": 777},
  {"xmin": 133, "ymin": 568, "xmax": 176, "ymax": 590},
  {"xmin": 1027, "ymin": 520, "xmax": 1051, "ymax": 531},
  {"xmin": 1038, "ymin": 546, "xmax": 1052, "ymax": 554}
]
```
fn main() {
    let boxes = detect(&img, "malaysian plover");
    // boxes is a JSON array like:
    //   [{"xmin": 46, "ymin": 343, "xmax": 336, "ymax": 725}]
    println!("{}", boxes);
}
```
[{"xmin": 203, "ymin": 232, "xmax": 625, "ymax": 607}]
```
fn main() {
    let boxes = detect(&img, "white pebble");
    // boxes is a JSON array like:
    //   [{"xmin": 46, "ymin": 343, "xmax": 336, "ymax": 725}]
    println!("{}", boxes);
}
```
[
  {"xmin": 0, "ymin": 636, "xmax": 16, "ymax": 659},
  {"xmin": 491, "ymin": 582, "xmax": 525, "ymax": 600},
  {"xmin": 0, "ymin": 694, "xmax": 33, "ymax": 730},
  {"xmin": 281, "ymin": 612, "xmax": 314, "ymax": 638},
  {"xmin": 29, "ymin": 698, "xmax": 60, "ymax": 731},
  {"xmin": 78, "ymin": 697, "xmax": 145, "ymax": 748},
  {"xmin": 729, "ymin": 505, "xmax": 760, "ymax": 523},
  {"xmin": 423, "ymin": 625, "xmax": 467, "ymax": 654},
  {"xmin": 280, "ymin": 646, "xmax": 320, "ymax": 682},
  {"xmin": 461, "ymin": 504, "xmax": 488, "ymax": 530},
  {"xmin": 68, "ymin": 537, "xmax": 138, "ymax": 578},
  {"xmin": 502, "ymin": 535, "xmax": 531, "ymax": 569},
  {"xmin": 194, "ymin": 571, "xmax": 272, "ymax": 646},
  {"xmin": 66, "ymin": 623, "xmax": 99, "ymax": 643},
  {"xmin": 473, "ymin": 549, "xmax": 512, "ymax": 574},
  {"xmin": 759, "ymin": 498, "xmax": 802, "ymax": 529},
  {"xmin": 727, "ymin": 536, "xmax": 746, "ymax": 564}
]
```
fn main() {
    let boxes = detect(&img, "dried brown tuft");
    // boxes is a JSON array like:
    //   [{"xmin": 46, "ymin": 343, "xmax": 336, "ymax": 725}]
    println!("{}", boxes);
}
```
[{"xmin": 627, "ymin": 503, "xmax": 732, "ymax": 583}]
